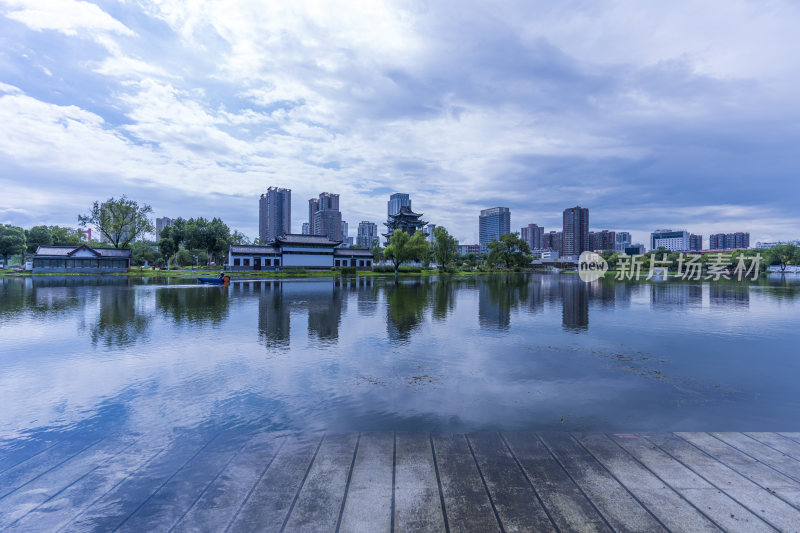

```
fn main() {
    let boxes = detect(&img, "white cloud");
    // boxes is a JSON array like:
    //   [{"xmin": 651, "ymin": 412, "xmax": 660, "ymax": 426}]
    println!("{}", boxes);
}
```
[{"xmin": 1, "ymin": 0, "xmax": 135, "ymax": 38}]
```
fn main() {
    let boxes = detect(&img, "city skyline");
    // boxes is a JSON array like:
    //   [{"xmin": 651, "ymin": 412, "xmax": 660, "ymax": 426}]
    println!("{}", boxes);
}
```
[{"xmin": 1, "ymin": 2, "xmax": 800, "ymax": 247}]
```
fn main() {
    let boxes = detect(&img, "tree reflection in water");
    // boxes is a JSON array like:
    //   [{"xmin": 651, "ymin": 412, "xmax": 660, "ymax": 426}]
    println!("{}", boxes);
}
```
[
  {"xmin": 386, "ymin": 280, "xmax": 430, "ymax": 341},
  {"xmin": 156, "ymin": 285, "xmax": 230, "ymax": 325}
]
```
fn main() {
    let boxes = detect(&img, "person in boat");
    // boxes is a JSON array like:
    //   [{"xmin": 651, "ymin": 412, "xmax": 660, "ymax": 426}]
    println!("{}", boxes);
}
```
[{"xmin": 219, "ymin": 271, "xmax": 225, "ymax": 279}]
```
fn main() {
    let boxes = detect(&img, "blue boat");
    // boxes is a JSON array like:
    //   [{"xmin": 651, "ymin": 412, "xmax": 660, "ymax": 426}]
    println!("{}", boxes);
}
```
[{"xmin": 197, "ymin": 274, "xmax": 230, "ymax": 285}]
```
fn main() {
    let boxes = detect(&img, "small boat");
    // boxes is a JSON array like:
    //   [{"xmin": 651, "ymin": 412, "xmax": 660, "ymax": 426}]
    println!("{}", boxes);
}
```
[{"xmin": 197, "ymin": 275, "xmax": 230, "ymax": 285}]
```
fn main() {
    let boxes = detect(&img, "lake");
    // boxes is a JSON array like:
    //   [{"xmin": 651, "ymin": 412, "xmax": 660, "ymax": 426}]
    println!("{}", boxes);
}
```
[{"xmin": 1, "ymin": 273, "xmax": 799, "ymax": 448}]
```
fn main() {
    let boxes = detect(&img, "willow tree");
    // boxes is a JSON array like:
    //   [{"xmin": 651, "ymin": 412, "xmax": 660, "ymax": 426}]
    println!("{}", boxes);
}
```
[
  {"xmin": 78, "ymin": 196, "xmax": 154, "ymax": 248},
  {"xmin": 384, "ymin": 229, "xmax": 430, "ymax": 281}
]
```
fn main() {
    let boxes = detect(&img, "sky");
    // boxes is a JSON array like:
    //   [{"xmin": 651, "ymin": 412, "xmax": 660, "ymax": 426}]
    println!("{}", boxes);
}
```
[{"xmin": 1, "ymin": 0, "xmax": 799, "ymax": 246}]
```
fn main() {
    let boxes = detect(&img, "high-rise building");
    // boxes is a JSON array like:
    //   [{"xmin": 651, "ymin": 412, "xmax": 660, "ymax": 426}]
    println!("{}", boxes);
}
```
[
  {"xmin": 341, "ymin": 220, "xmax": 348, "ymax": 241},
  {"xmin": 689, "ymin": 234, "xmax": 703, "ymax": 251},
  {"xmin": 302, "ymin": 222, "xmax": 310, "ymax": 235},
  {"xmin": 308, "ymin": 198, "xmax": 320, "ymax": 235},
  {"xmin": 456, "ymin": 244, "xmax": 480, "ymax": 255},
  {"xmin": 589, "ymin": 230, "xmax": 616, "ymax": 251},
  {"xmin": 479, "ymin": 207, "xmax": 511, "ymax": 255},
  {"xmin": 615, "ymin": 231, "xmax": 632, "ymax": 252},
  {"xmin": 357, "ymin": 221, "xmax": 378, "ymax": 248},
  {"xmin": 650, "ymin": 229, "xmax": 690, "ymax": 251},
  {"xmin": 543, "ymin": 231, "xmax": 562, "ymax": 253},
  {"xmin": 155, "ymin": 217, "xmax": 174, "ymax": 241},
  {"xmin": 387, "ymin": 193, "xmax": 411, "ymax": 217},
  {"xmin": 709, "ymin": 232, "xmax": 750, "ymax": 250},
  {"xmin": 562, "ymin": 206, "xmax": 589, "ymax": 256},
  {"xmin": 521, "ymin": 224, "xmax": 544, "ymax": 250},
  {"xmin": 426, "ymin": 224, "xmax": 437, "ymax": 242},
  {"xmin": 308, "ymin": 192, "xmax": 341, "ymax": 241},
  {"xmin": 259, "ymin": 187, "xmax": 291, "ymax": 243}
]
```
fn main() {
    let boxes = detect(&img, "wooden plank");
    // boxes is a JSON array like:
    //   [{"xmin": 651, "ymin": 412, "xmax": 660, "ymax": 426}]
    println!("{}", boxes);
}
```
[
  {"xmin": 644, "ymin": 432, "xmax": 800, "ymax": 532},
  {"xmin": 225, "ymin": 434, "xmax": 322, "ymax": 532},
  {"xmin": 0, "ymin": 437, "xmax": 63, "ymax": 476},
  {"xmin": 0, "ymin": 435, "xmax": 135, "ymax": 530},
  {"xmin": 61, "ymin": 430, "xmax": 217, "ymax": 532},
  {"xmin": 575, "ymin": 433, "xmax": 721, "ymax": 532},
  {"xmin": 678, "ymin": 432, "xmax": 800, "ymax": 510},
  {"xmin": 116, "ymin": 430, "xmax": 255, "ymax": 532},
  {"xmin": 466, "ymin": 432, "xmax": 556, "ymax": 532},
  {"xmin": 539, "ymin": 432, "xmax": 666, "ymax": 532},
  {"xmin": 614, "ymin": 433, "xmax": 773, "ymax": 533},
  {"xmin": 746, "ymin": 432, "xmax": 800, "ymax": 462},
  {"xmin": 393, "ymin": 432, "xmax": 446, "ymax": 532},
  {"xmin": 502, "ymin": 432, "xmax": 612, "ymax": 532},
  {"xmin": 283, "ymin": 433, "xmax": 358, "ymax": 532},
  {"xmin": 339, "ymin": 432, "xmax": 393, "ymax": 533},
  {"xmin": 0, "ymin": 436, "xmax": 105, "ymax": 500},
  {"xmin": 4, "ymin": 439, "xmax": 165, "ymax": 532},
  {"xmin": 710, "ymin": 432, "xmax": 800, "ymax": 484},
  {"xmin": 432, "ymin": 434, "xmax": 501, "ymax": 532},
  {"xmin": 171, "ymin": 432, "xmax": 284, "ymax": 532}
]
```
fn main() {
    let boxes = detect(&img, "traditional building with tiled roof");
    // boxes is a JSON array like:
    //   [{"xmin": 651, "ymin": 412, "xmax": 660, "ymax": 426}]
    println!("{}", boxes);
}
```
[
  {"xmin": 33, "ymin": 244, "xmax": 131, "ymax": 273},
  {"xmin": 228, "ymin": 234, "xmax": 373, "ymax": 271}
]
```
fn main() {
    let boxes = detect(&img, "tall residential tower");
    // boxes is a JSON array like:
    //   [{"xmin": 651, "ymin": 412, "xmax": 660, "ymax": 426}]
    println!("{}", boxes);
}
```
[
  {"xmin": 259, "ymin": 187, "xmax": 291, "ymax": 243},
  {"xmin": 479, "ymin": 207, "xmax": 511, "ymax": 255}
]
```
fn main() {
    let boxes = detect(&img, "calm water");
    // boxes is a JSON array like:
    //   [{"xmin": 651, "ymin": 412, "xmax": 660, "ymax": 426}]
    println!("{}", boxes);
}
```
[{"xmin": 1, "ymin": 274, "xmax": 800, "ymax": 448}]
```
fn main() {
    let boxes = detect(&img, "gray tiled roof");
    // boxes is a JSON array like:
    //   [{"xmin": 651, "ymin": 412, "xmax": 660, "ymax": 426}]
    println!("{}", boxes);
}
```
[
  {"xmin": 35, "ymin": 245, "xmax": 132, "ymax": 258},
  {"xmin": 275, "ymin": 234, "xmax": 341, "ymax": 246},
  {"xmin": 229, "ymin": 245, "xmax": 280, "ymax": 254}
]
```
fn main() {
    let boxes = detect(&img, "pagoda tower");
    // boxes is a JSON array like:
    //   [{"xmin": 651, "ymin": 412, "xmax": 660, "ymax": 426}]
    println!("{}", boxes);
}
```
[{"xmin": 383, "ymin": 206, "xmax": 428, "ymax": 243}]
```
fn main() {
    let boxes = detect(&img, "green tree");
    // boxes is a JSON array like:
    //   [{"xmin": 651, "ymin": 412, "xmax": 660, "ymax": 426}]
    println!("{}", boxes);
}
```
[
  {"xmin": 229, "ymin": 230, "xmax": 250, "ymax": 245},
  {"xmin": 0, "ymin": 225, "xmax": 26, "ymax": 266},
  {"xmin": 175, "ymin": 247, "xmax": 194, "ymax": 266},
  {"xmin": 78, "ymin": 195, "xmax": 154, "ymax": 248},
  {"xmin": 486, "ymin": 233, "xmax": 531, "ymax": 269},
  {"xmin": 371, "ymin": 238, "xmax": 385, "ymax": 264},
  {"xmin": 25, "ymin": 225, "xmax": 53, "ymax": 253},
  {"xmin": 184, "ymin": 217, "xmax": 230, "ymax": 265},
  {"xmin": 384, "ymin": 229, "xmax": 430, "ymax": 281},
  {"xmin": 49, "ymin": 226, "xmax": 83, "ymax": 246},
  {"xmin": 431, "ymin": 226, "xmax": 458, "ymax": 269},
  {"xmin": 131, "ymin": 241, "xmax": 160, "ymax": 267},
  {"xmin": 158, "ymin": 238, "xmax": 178, "ymax": 267},
  {"xmin": 763, "ymin": 244, "xmax": 800, "ymax": 273}
]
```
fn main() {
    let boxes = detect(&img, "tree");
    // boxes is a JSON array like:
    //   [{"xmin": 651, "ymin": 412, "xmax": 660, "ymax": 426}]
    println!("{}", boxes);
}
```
[
  {"xmin": 384, "ymin": 229, "xmax": 430, "ymax": 281},
  {"xmin": 431, "ymin": 226, "xmax": 458, "ymax": 269},
  {"xmin": 184, "ymin": 217, "xmax": 230, "ymax": 265},
  {"xmin": 764, "ymin": 244, "xmax": 800, "ymax": 273},
  {"xmin": 158, "ymin": 238, "xmax": 178, "ymax": 267},
  {"xmin": 78, "ymin": 195, "xmax": 154, "ymax": 248},
  {"xmin": 0, "ymin": 225, "xmax": 26, "ymax": 266},
  {"xmin": 372, "ymin": 238, "xmax": 384, "ymax": 264},
  {"xmin": 50, "ymin": 226, "xmax": 82, "ymax": 246},
  {"xmin": 486, "ymin": 233, "xmax": 531, "ymax": 269},
  {"xmin": 25, "ymin": 225, "xmax": 53, "ymax": 253},
  {"xmin": 229, "ymin": 230, "xmax": 251, "ymax": 245},
  {"xmin": 131, "ymin": 241, "xmax": 160, "ymax": 267}
]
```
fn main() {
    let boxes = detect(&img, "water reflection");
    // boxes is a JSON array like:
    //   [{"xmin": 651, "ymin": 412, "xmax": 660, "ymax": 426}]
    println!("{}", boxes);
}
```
[
  {"xmin": 90, "ymin": 287, "xmax": 150, "ymax": 347},
  {"xmin": 2, "ymin": 274, "xmax": 800, "ymax": 443},
  {"xmin": 386, "ymin": 280, "xmax": 430, "ymax": 341}
]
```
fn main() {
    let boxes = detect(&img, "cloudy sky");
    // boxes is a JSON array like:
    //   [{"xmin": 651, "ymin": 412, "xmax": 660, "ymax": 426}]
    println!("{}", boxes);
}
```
[{"xmin": 1, "ymin": 0, "xmax": 798, "ymax": 246}]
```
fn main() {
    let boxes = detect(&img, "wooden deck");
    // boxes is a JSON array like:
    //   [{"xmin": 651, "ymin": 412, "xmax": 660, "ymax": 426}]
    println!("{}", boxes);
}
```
[{"xmin": 2, "ymin": 431, "xmax": 800, "ymax": 532}]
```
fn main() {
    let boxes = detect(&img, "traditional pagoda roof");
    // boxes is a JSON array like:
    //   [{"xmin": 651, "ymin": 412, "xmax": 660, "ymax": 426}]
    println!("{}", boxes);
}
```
[
  {"xmin": 383, "ymin": 206, "xmax": 428, "ymax": 238},
  {"xmin": 274, "ymin": 233, "xmax": 342, "ymax": 247},
  {"xmin": 34, "ymin": 245, "xmax": 132, "ymax": 258}
]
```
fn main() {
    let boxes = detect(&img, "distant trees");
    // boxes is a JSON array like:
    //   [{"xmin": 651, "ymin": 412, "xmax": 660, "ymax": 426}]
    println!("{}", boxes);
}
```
[
  {"xmin": 763, "ymin": 244, "xmax": 800, "ymax": 272},
  {"xmin": 431, "ymin": 226, "xmax": 458, "ymax": 269},
  {"xmin": 486, "ymin": 233, "xmax": 531, "ymax": 269},
  {"xmin": 24, "ymin": 226, "xmax": 53, "ymax": 253},
  {"xmin": 371, "ymin": 238, "xmax": 385, "ymax": 264},
  {"xmin": 78, "ymin": 196, "xmax": 154, "ymax": 248},
  {"xmin": 384, "ymin": 229, "xmax": 430, "ymax": 281},
  {"xmin": 0, "ymin": 225, "xmax": 26, "ymax": 266}
]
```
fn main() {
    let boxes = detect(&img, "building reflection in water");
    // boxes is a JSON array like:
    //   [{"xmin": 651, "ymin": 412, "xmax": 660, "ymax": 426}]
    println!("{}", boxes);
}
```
[
  {"xmin": 651, "ymin": 283, "xmax": 703, "ymax": 307},
  {"xmin": 710, "ymin": 283, "xmax": 750, "ymax": 309},
  {"xmin": 478, "ymin": 275, "xmax": 531, "ymax": 330},
  {"xmin": 560, "ymin": 276, "xmax": 589, "ymax": 331},
  {"xmin": 250, "ymin": 279, "xmax": 346, "ymax": 348}
]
